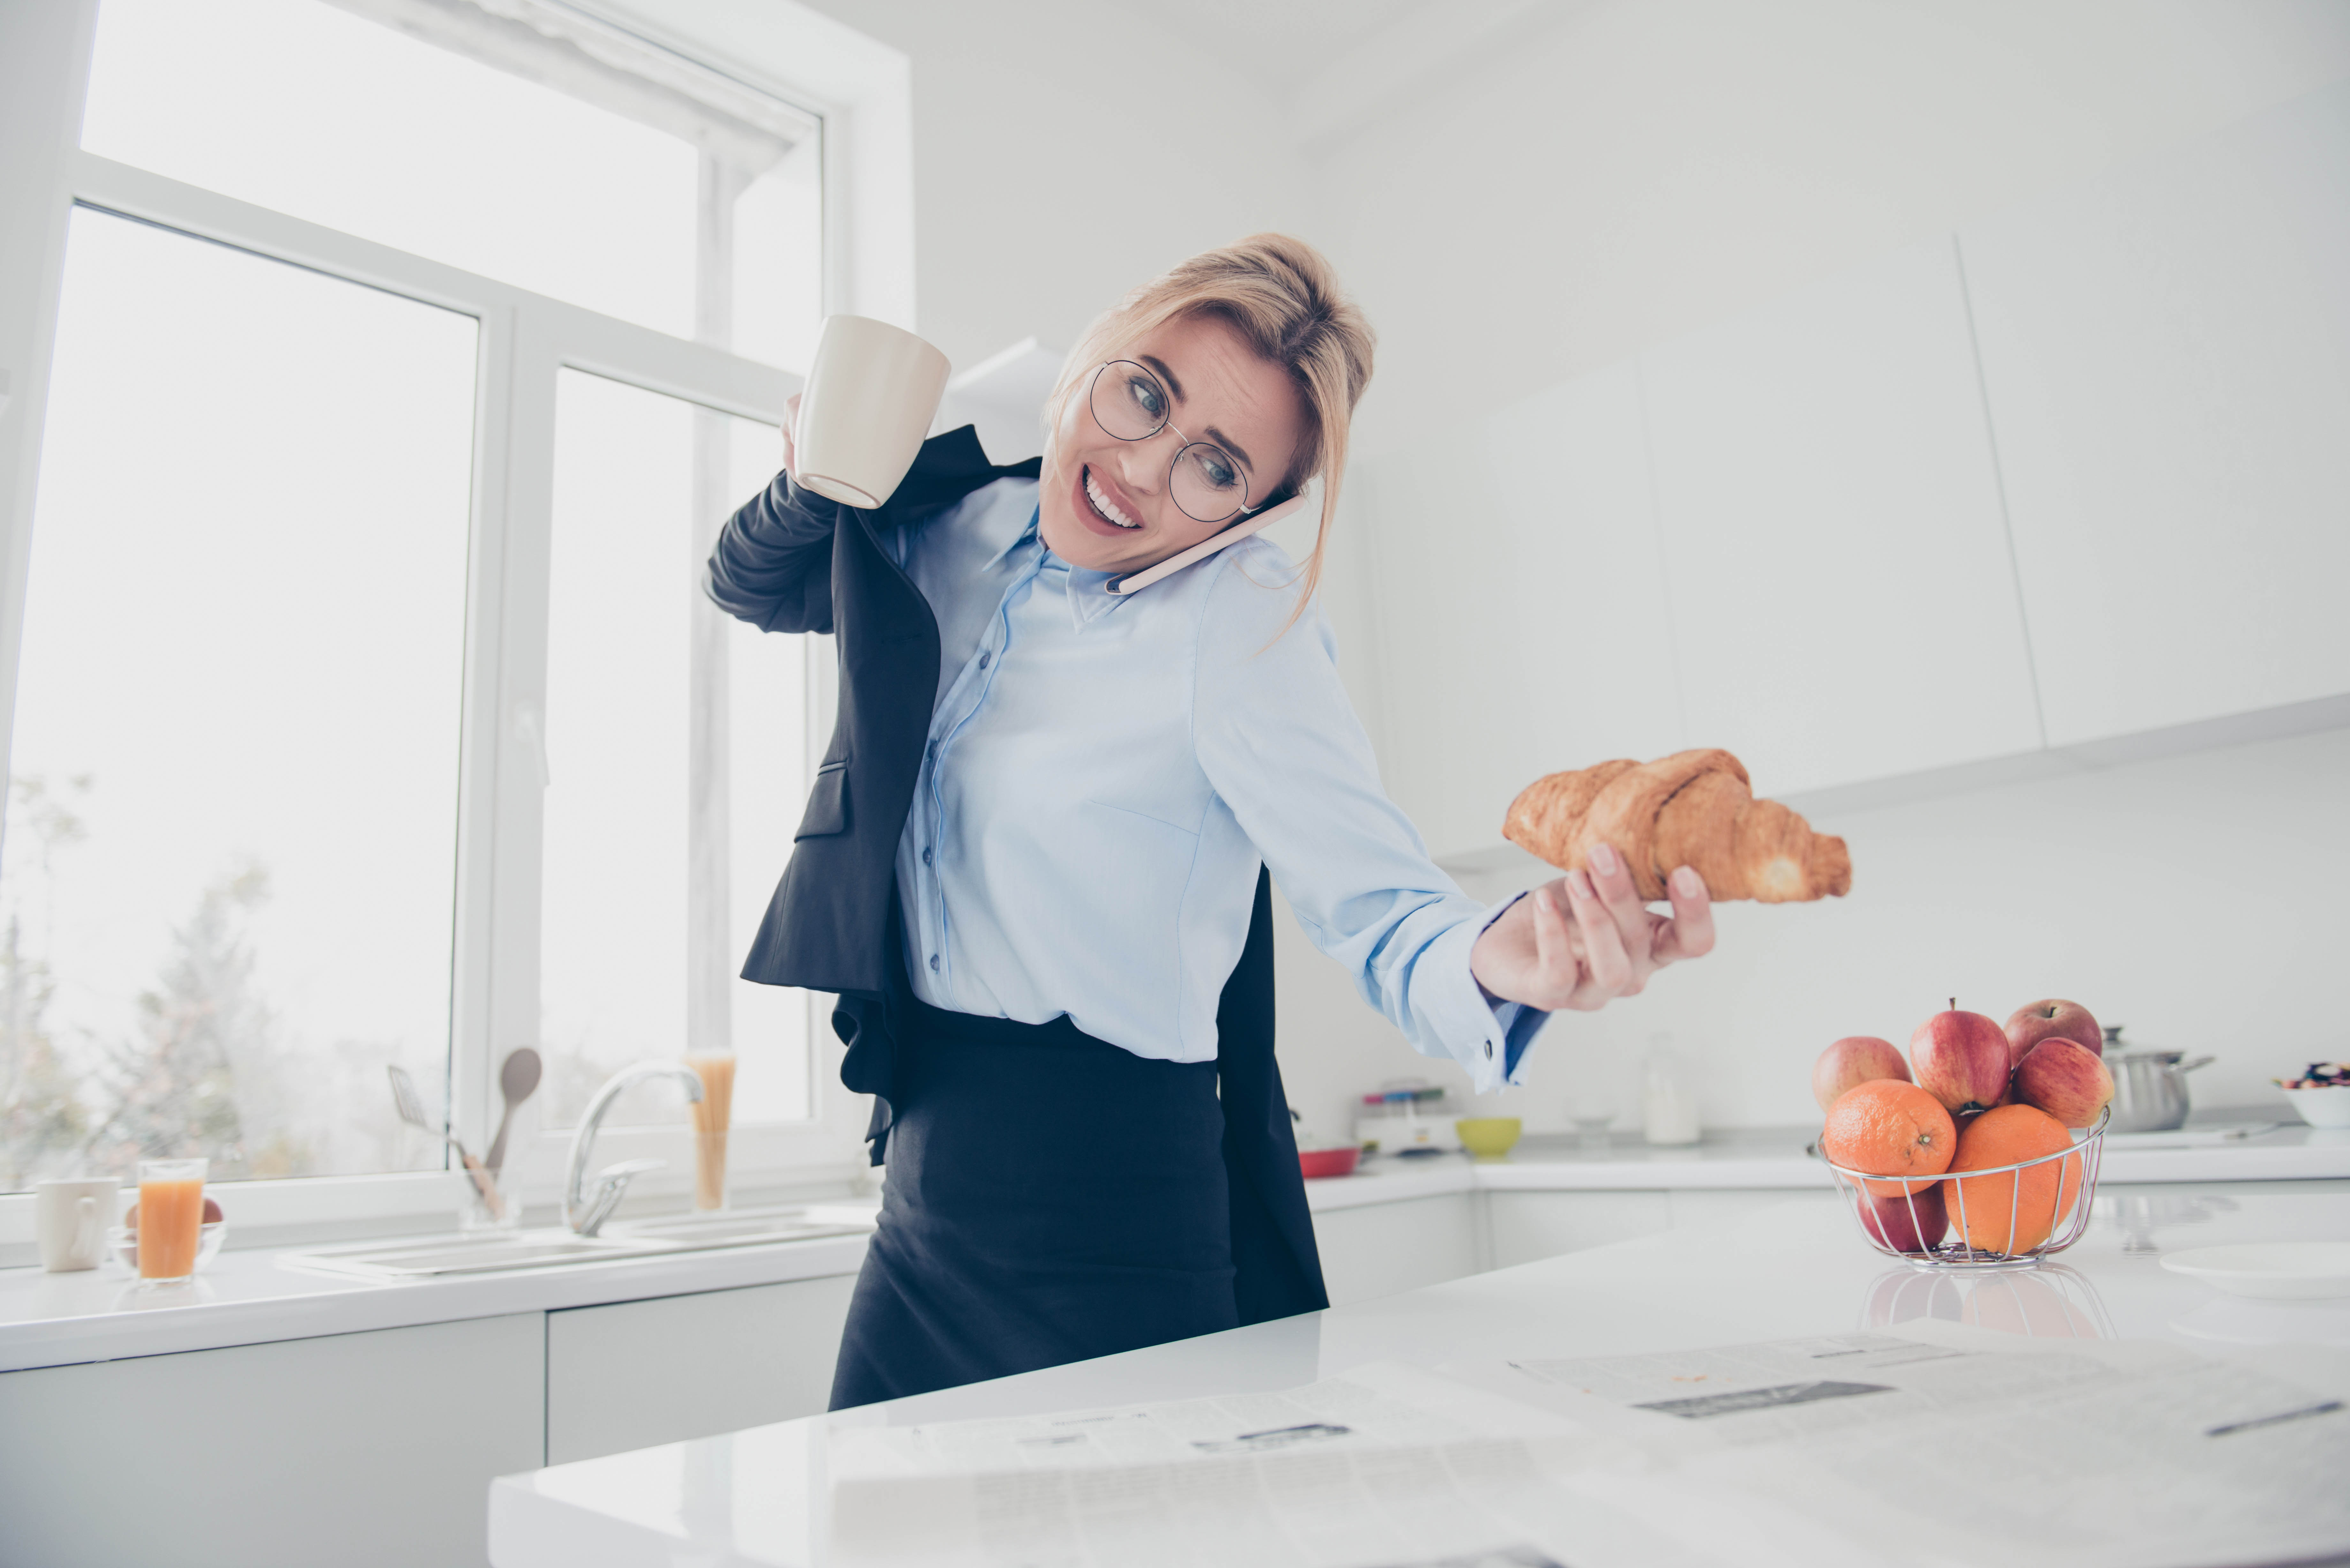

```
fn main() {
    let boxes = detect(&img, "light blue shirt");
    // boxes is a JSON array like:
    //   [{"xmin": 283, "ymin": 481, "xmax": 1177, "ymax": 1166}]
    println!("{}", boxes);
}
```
[{"xmin": 889, "ymin": 478, "xmax": 1545, "ymax": 1093}]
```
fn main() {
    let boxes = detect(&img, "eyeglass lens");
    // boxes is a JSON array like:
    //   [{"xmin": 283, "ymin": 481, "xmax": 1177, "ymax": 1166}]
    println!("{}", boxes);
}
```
[{"xmin": 1087, "ymin": 361, "xmax": 1250, "ymax": 524}]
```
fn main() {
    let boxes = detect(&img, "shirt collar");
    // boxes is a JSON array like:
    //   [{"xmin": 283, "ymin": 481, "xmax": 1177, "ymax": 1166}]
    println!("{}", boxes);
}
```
[{"xmin": 997, "ymin": 507, "xmax": 1132, "ymax": 629}]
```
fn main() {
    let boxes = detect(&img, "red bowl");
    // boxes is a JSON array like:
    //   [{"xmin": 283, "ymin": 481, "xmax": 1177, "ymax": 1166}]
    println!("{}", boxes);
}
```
[{"xmin": 1298, "ymin": 1147, "xmax": 1360, "ymax": 1179}]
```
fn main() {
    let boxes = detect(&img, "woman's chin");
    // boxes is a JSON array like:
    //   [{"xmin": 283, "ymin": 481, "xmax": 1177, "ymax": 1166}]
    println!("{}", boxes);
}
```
[{"xmin": 1038, "ymin": 506, "xmax": 1134, "ymax": 572}]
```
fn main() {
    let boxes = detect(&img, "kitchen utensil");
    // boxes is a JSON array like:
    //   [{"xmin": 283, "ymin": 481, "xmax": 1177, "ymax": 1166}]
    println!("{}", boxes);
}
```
[
  {"xmin": 388, "ymin": 1063, "xmax": 506, "ymax": 1220},
  {"xmin": 1297, "ymin": 1147, "xmax": 1359, "ymax": 1179},
  {"xmin": 791, "ymin": 315, "xmax": 951, "ymax": 508},
  {"xmin": 682, "ymin": 1052, "xmax": 736, "ymax": 1211},
  {"xmin": 1816, "ymin": 1107, "xmax": 2108, "ymax": 1271},
  {"xmin": 35, "ymin": 1178, "xmax": 117, "ymax": 1272},
  {"xmin": 2282, "ymin": 1086, "xmax": 2350, "ymax": 1128},
  {"xmin": 1455, "ymin": 1117, "xmax": 1523, "ymax": 1160},
  {"xmin": 484, "ymin": 1046, "xmax": 543, "ymax": 1172},
  {"xmin": 2102, "ymin": 1027, "xmax": 2213, "ymax": 1133},
  {"xmin": 2161, "ymin": 1242, "xmax": 2350, "ymax": 1300}
]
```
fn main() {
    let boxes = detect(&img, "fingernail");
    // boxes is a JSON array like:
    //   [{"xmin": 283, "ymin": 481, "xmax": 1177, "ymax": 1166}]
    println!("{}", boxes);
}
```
[
  {"xmin": 1568, "ymin": 869, "xmax": 1595, "ymax": 899},
  {"xmin": 1673, "ymin": 866, "xmax": 1701, "ymax": 895},
  {"xmin": 1590, "ymin": 843, "xmax": 1619, "ymax": 875}
]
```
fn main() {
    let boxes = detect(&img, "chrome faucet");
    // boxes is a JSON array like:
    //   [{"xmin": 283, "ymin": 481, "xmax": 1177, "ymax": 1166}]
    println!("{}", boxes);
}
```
[{"xmin": 565, "ymin": 1061, "xmax": 705, "ymax": 1236}]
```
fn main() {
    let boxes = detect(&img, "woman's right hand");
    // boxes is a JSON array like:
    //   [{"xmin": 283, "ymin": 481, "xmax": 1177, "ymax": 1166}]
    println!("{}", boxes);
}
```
[{"xmin": 780, "ymin": 393, "xmax": 801, "ymax": 480}]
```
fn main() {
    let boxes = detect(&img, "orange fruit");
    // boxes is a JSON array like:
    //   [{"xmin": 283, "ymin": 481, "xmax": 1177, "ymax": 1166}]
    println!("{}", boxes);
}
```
[
  {"xmin": 1822, "ymin": 1080, "xmax": 1957, "ymax": 1196},
  {"xmin": 1941, "ymin": 1104, "xmax": 2081, "ymax": 1253}
]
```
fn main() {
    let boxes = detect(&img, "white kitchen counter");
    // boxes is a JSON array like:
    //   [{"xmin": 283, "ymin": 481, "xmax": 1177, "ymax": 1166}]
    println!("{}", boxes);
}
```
[
  {"xmin": 488, "ymin": 1187, "xmax": 2350, "ymax": 1567},
  {"xmin": 0, "ymin": 1225, "xmax": 870, "ymax": 1374},
  {"xmin": 6, "ymin": 1115, "xmax": 2337, "ymax": 1376},
  {"xmin": 1303, "ymin": 1115, "xmax": 2350, "ymax": 1210}
]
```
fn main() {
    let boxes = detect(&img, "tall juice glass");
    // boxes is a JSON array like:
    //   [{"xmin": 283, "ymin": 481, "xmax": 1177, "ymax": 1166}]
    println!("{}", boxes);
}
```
[
  {"xmin": 683, "ymin": 1054, "xmax": 735, "ymax": 1211},
  {"xmin": 137, "ymin": 1157, "xmax": 207, "ymax": 1285}
]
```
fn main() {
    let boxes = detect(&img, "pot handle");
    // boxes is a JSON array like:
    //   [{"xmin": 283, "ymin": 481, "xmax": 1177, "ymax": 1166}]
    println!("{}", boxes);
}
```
[{"xmin": 2178, "ymin": 1055, "xmax": 2217, "ymax": 1073}]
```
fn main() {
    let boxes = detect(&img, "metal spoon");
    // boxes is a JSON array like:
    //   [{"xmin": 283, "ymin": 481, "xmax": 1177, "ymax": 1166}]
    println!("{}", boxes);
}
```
[{"xmin": 485, "ymin": 1047, "xmax": 543, "ymax": 1173}]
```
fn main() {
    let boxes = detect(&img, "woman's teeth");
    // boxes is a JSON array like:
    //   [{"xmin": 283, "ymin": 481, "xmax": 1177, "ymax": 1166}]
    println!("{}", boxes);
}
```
[{"xmin": 1084, "ymin": 469, "xmax": 1141, "ymax": 529}]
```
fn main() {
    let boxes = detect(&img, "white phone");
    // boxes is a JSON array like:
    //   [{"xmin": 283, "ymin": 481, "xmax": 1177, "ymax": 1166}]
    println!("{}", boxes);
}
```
[{"xmin": 1104, "ymin": 493, "xmax": 1313, "ymax": 597}]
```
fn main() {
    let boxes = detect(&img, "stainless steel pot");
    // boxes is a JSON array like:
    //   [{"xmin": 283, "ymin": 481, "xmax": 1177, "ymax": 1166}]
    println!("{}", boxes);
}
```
[{"xmin": 2103, "ymin": 1026, "xmax": 2214, "ymax": 1133}]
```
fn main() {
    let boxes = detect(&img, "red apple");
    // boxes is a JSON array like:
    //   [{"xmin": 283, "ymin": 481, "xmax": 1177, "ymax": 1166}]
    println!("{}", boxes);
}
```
[
  {"xmin": 1812, "ymin": 1035, "xmax": 1911, "ymax": 1114},
  {"xmin": 1859, "ymin": 1183, "xmax": 1948, "ymax": 1253},
  {"xmin": 1911, "ymin": 1001, "xmax": 2012, "ymax": 1117},
  {"xmin": 2013, "ymin": 1037, "xmax": 2115, "ymax": 1129},
  {"xmin": 2004, "ymin": 998, "xmax": 2103, "ymax": 1066}
]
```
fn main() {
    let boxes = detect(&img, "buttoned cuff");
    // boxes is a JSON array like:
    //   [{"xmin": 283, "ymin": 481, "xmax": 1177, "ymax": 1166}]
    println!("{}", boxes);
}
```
[{"xmin": 1429, "ymin": 892, "xmax": 1551, "ymax": 1095}]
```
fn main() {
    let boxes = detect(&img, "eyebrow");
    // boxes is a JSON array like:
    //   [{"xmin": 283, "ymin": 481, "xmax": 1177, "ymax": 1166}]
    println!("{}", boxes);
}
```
[{"xmin": 1140, "ymin": 354, "xmax": 1257, "ymax": 475}]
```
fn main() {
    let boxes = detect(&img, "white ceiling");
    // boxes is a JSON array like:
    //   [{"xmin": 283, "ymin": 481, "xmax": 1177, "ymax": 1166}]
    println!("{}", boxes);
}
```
[{"xmin": 1106, "ymin": 0, "xmax": 1430, "ymax": 91}]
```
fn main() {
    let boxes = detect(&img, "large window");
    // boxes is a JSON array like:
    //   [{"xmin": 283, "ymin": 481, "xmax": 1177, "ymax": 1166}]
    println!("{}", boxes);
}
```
[{"xmin": 0, "ymin": 0, "xmax": 842, "ymax": 1205}]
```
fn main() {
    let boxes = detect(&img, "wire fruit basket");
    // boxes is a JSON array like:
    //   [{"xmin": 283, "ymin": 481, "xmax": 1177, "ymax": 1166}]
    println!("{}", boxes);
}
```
[{"xmin": 1818, "ymin": 1107, "xmax": 2109, "ymax": 1271}]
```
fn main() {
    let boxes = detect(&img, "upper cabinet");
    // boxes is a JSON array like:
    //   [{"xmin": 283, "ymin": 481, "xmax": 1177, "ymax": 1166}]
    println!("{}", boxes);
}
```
[
  {"xmin": 1639, "ymin": 237, "xmax": 2044, "ymax": 796},
  {"xmin": 1959, "ymin": 85, "xmax": 2350, "ymax": 746}
]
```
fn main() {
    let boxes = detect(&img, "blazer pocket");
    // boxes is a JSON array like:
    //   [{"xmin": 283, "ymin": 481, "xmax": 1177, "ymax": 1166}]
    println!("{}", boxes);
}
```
[{"xmin": 795, "ymin": 761, "xmax": 850, "ymax": 840}]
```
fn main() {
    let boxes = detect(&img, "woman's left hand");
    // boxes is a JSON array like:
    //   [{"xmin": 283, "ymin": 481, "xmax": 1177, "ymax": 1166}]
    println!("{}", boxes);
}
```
[{"xmin": 1468, "ymin": 844, "xmax": 1715, "ymax": 1012}]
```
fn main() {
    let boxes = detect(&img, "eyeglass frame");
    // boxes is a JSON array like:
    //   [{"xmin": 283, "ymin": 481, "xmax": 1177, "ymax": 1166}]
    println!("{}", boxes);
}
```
[{"xmin": 1083, "ymin": 360, "xmax": 1287, "ymax": 526}]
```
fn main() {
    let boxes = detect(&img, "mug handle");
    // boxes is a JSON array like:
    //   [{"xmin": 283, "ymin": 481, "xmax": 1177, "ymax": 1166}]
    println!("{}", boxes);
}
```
[{"xmin": 74, "ymin": 1194, "xmax": 100, "ymax": 1260}]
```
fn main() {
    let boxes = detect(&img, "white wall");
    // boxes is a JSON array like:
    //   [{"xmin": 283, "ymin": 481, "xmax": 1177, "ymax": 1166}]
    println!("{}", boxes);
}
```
[{"xmin": 1273, "ymin": 0, "xmax": 2350, "ymax": 1138}]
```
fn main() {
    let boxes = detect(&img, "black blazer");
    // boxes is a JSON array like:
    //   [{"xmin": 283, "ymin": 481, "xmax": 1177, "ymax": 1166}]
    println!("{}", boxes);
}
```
[{"xmin": 703, "ymin": 426, "xmax": 1326, "ymax": 1322}]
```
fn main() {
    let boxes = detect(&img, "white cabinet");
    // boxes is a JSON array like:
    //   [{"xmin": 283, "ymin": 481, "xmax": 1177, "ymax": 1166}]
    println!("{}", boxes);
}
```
[
  {"xmin": 1488, "ymin": 1189, "xmax": 1671, "ymax": 1269},
  {"xmin": 1959, "ymin": 84, "xmax": 2350, "ymax": 746},
  {"xmin": 1310, "ymin": 1193, "xmax": 1482, "ymax": 1307},
  {"xmin": 1639, "ymin": 237, "xmax": 2044, "ymax": 796},
  {"xmin": 0, "ymin": 1312, "xmax": 544, "ymax": 1568},
  {"xmin": 545, "ymin": 1273, "xmax": 857, "ymax": 1464}
]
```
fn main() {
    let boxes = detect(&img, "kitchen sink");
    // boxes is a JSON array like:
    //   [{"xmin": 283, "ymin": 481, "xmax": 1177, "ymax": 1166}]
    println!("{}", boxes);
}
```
[
  {"xmin": 283, "ymin": 1206, "xmax": 874, "ymax": 1281},
  {"xmin": 607, "ymin": 1208, "xmax": 872, "ymax": 1249}
]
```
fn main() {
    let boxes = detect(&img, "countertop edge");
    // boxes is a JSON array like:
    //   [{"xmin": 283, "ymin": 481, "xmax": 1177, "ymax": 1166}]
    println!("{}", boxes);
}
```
[{"xmin": 0, "ymin": 1233, "xmax": 869, "ymax": 1374}]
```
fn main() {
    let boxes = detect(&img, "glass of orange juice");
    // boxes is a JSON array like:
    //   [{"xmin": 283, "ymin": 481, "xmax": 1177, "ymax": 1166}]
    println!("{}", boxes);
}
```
[
  {"xmin": 136, "ymin": 1157, "xmax": 208, "ymax": 1285},
  {"xmin": 683, "ymin": 1053, "xmax": 735, "ymax": 1212}
]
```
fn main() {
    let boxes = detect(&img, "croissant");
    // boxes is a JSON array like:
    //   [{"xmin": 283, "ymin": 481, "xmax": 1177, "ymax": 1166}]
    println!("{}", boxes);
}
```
[{"xmin": 1503, "ymin": 748, "xmax": 1852, "ymax": 903}]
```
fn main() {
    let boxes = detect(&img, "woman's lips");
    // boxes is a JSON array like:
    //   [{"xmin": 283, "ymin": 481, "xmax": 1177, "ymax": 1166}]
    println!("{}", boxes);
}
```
[{"xmin": 1073, "ymin": 464, "xmax": 1143, "ymax": 537}]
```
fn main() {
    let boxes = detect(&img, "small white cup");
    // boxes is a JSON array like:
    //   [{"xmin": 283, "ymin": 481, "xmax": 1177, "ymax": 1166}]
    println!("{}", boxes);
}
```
[
  {"xmin": 792, "ymin": 315, "xmax": 951, "ymax": 509},
  {"xmin": 36, "ymin": 1179, "xmax": 119, "ymax": 1273}
]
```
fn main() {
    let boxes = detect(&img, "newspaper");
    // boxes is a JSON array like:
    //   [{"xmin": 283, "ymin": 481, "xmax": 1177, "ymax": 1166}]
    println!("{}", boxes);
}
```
[
  {"xmin": 826, "ymin": 1361, "xmax": 1711, "ymax": 1568},
  {"xmin": 1441, "ymin": 1320, "xmax": 2350, "ymax": 1568},
  {"xmin": 828, "ymin": 1326, "xmax": 2350, "ymax": 1568}
]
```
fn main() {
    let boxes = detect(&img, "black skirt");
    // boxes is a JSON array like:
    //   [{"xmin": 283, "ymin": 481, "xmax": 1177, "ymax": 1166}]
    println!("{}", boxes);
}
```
[
  {"xmin": 827, "ymin": 995, "xmax": 1242, "ymax": 1408},
  {"xmin": 827, "ymin": 869, "xmax": 1326, "ymax": 1410}
]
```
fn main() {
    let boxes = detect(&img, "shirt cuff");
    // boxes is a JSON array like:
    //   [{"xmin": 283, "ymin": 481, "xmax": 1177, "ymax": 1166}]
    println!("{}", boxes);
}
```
[{"xmin": 1430, "ymin": 891, "xmax": 1552, "ymax": 1094}]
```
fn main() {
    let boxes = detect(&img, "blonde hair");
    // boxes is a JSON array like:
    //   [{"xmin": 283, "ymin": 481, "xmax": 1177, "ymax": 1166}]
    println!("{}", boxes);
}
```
[{"xmin": 1046, "ymin": 234, "xmax": 1375, "ymax": 615}]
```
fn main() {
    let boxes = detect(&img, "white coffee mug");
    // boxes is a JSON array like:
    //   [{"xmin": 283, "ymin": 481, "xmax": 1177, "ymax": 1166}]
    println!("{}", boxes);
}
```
[
  {"xmin": 792, "ymin": 315, "xmax": 952, "ymax": 509},
  {"xmin": 36, "ymin": 1178, "xmax": 118, "ymax": 1272}
]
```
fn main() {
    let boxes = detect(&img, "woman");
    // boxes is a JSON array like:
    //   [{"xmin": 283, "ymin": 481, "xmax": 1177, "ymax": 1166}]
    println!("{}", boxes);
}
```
[{"xmin": 706, "ymin": 235, "xmax": 1716, "ymax": 1410}]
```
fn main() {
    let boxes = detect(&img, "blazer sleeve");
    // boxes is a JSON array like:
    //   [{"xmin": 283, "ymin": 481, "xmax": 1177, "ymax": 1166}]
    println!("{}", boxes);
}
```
[{"xmin": 703, "ymin": 470, "xmax": 843, "ymax": 634}]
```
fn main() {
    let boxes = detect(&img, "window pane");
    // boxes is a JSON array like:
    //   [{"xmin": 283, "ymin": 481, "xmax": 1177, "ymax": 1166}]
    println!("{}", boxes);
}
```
[
  {"xmin": 0, "ymin": 207, "xmax": 474, "ymax": 1190},
  {"xmin": 82, "ymin": 0, "xmax": 824, "ymax": 365},
  {"xmin": 541, "ymin": 372, "xmax": 809, "ymax": 1127}
]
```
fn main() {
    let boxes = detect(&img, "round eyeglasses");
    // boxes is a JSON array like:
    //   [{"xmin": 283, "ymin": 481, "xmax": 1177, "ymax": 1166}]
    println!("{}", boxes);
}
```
[{"xmin": 1086, "ymin": 360, "xmax": 1254, "ymax": 524}]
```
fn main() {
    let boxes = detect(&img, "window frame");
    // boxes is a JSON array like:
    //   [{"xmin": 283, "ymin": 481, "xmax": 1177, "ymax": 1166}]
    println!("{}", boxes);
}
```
[{"xmin": 0, "ymin": 0, "xmax": 893, "ymax": 1246}]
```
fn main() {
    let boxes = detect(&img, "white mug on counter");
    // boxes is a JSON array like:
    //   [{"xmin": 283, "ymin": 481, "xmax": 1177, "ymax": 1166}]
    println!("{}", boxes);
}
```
[
  {"xmin": 792, "ymin": 314, "xmax": 952, "ymax": 509},
  {"xmin": 36, "ymin": 1178, "xmax": 119, "ymax": 1272}
]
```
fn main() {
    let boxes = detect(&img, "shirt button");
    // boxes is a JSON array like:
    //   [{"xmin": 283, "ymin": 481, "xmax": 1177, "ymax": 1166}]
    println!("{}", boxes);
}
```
[
  {"xmin": 928, "ymin": 953, "xmax": 940, "ymax": 972},
  {"xmin": 978, "ymin": 651, "xmax": 991, "ymax": 669},
  {"xmin": 926, "ymin": 741, "xmax": 937, "ymax": 761},
  {"xmin": 921, "ymin": 847, "xmax": 933, "ymax": 866},
  {"xmin": 1484, "ymin": 1041, "xmax": 1495, "ymax": 1059}
]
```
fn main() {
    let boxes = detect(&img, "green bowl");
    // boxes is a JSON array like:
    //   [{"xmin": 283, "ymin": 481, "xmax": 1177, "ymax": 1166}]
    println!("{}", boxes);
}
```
[{"xmin": 1455, "ymin": 1117, "xmax": 1522, "ymax": 1159}]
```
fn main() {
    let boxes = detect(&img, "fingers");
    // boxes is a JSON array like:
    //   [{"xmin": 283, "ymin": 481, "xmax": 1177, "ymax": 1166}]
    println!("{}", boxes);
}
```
[
  {"xmin": 1652, "ymin": 864, "xmax": 1717, "ymax": 963},
  {"xmin": 1562, "ymin": 869, "xmax": 1633, "ymax": 1006},
  {"xmin": 1584, "ymin": 844, "xmax": 1656, "ymax": 988}
]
